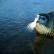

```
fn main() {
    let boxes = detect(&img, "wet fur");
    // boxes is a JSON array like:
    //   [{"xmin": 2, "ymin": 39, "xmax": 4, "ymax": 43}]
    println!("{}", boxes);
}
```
[{"xmin": 34, "ymin": 11, "xmax": 54, "ymax": 54}]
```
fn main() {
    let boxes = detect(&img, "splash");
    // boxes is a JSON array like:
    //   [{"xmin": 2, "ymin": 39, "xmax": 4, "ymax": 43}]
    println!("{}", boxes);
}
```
[{"xmin": 27, "ymin": 17, "xmax": 38, "ymax": 31}]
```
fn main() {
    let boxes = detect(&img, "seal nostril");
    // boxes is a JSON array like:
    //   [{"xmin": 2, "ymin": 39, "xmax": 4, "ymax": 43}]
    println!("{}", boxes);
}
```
[{"xmin": 36, "ymin": 20, "xmax": 39, "ymax": 23}]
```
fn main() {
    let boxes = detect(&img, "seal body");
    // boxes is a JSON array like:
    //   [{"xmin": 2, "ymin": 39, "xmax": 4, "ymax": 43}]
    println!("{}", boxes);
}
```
[{"xmin": 33, "ymin": 11, "xmax": 54, "ymax": 54}]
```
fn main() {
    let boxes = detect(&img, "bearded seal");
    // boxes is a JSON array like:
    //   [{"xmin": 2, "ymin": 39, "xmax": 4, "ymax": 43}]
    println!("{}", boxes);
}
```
[
  {"xmin": 27, "ymin": 11, "xmax": 54, "ymax": 54},
  {"xmin": 34, "ymin": 11, "xmax": 54, "ymax": 54}
]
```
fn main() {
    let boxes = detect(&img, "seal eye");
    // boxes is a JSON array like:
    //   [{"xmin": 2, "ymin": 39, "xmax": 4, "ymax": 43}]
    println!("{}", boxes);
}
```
[
  {"xmin": 41, "ymin": 17, "xmax": 46, "ymax": 20},
  {"xmin": 40, "ymin": 16, "xmax": 47, "ymax": 21},
  {"xmin": 39, "ymin": 16, "xmax": 48, "ymax": 25}
]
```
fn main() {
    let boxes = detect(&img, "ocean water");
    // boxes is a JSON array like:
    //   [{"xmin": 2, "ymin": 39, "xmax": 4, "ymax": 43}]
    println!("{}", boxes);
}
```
[{"xmin": 0, "ymin": 0, "xmax": 54, "ymax": 53}]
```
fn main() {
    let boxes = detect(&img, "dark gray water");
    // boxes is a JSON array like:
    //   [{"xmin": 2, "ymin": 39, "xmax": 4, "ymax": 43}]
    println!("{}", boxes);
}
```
[{"xmin": 0, "ymin": 0, "xmax": 54, "ymax": 54}]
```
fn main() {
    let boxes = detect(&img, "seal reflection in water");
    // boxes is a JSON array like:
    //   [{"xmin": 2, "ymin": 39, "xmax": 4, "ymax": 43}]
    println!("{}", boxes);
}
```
[{"xmin": 27, "ymin": 11, "xmax": 54, "ymax": 54}]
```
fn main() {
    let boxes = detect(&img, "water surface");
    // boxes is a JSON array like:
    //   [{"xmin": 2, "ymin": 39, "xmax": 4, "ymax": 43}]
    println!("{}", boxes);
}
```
[{"xmin": 0, "ymin": 0, "xmax": 54, "ymax": 53}]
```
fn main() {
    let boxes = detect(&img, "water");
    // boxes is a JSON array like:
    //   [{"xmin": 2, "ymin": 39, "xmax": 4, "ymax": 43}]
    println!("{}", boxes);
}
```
[{"xmin": 0, "ymin": 0, "xmax": 54, "ymax": 53}]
